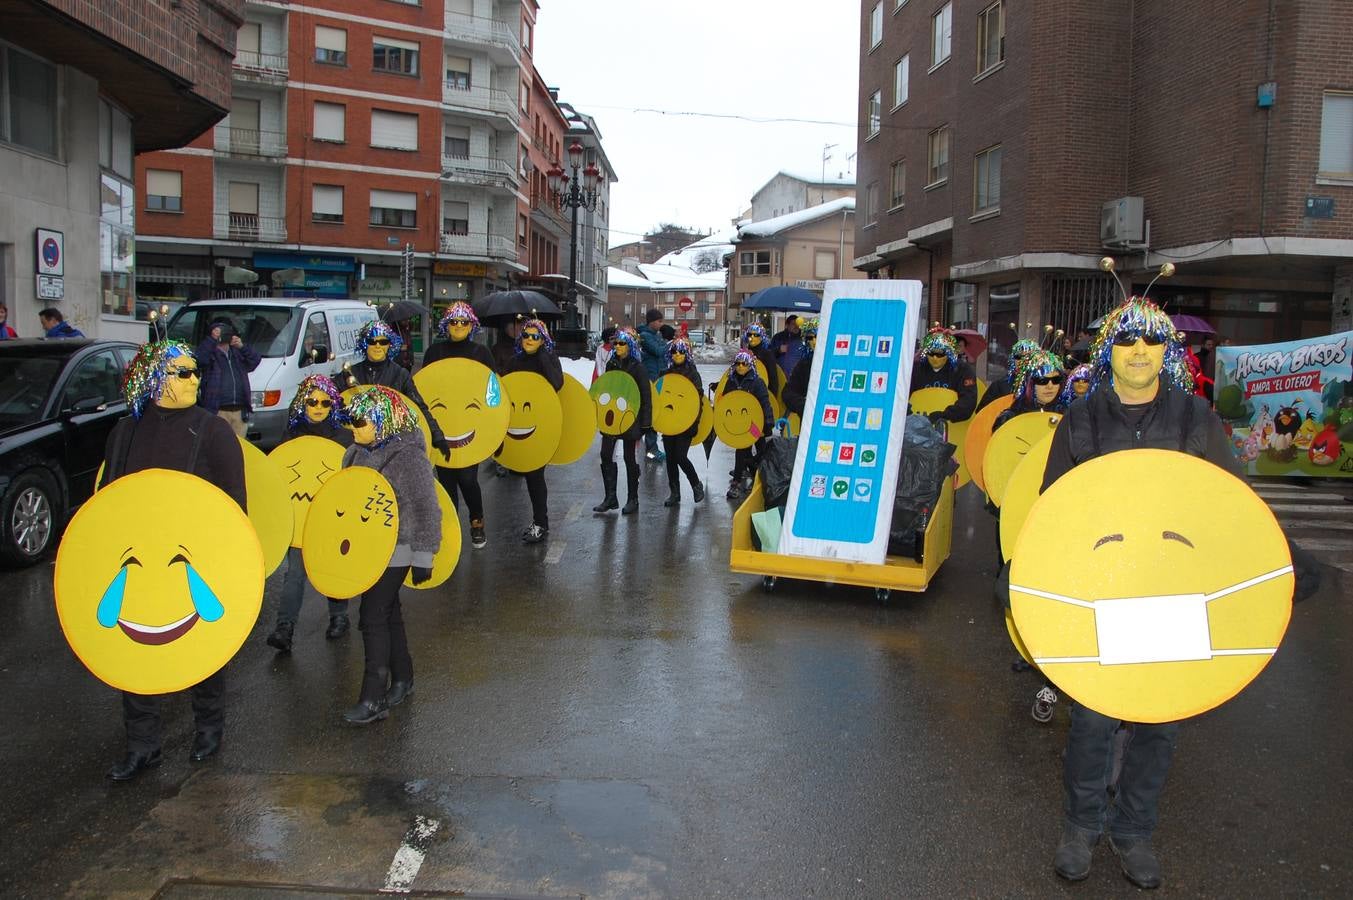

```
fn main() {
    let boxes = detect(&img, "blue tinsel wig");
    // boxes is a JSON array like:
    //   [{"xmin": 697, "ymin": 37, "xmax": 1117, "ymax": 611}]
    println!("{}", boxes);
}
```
[
  {"xmin": 1088, "ymin": 297, "xmax": 1192, "ymax": 394},
  {"xmin": 742, "ymin": 323, "xmax": 769, "ymax": 348},
  {"xmin": 514, "ymin": 318, "xmax": 555, "ymax": 355},
  {"xmin": 665, "ymin": 338, "xmax": 693, "ymax": 367},
  {"xmin": 436, "ymin": 302, "xmax": 481, "ymax": 339},
  {"xmin": 1013, "ymin": 349, "xmax": 1067, "ymax": 408},
  {"xmin": 287, "ymin": 374, "xmax": 345, "ymax": 432},
  {"xmin": 800, "ymin": 317, "xmax": 820, "ymax": 346},
  {"xmin": 355, "ymin": 320, "xmax": 404, "ymax": 357},
  {"xmin": 1061, "ymin": 364, "xmax": 1092, "ymax": 405},
  {"xmin": 121, "ymin": 340, "xmax": 196, "ymax": 419},
  {"xmin": 731, "ymin": 350, "xmax": 758, "ymax": 375},
  {"xmin": 612, "ymin": 326, "xmax": 640, "ymax": 361},
  {"xmin": 920, "ymin": 328, "xmax": 959, "ymax": 367},
  {"xmin": 1008, "ymin": 339, "xmax": 1040, "ymax": 380}
]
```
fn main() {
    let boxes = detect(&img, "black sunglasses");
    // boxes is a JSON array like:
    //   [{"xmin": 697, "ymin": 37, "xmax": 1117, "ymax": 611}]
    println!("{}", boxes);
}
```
[
  {"xmin": 925, "ymin": 351, "xmax": 948, "ymax": 358},
  {"xmin": 446, "ymin": 318, "xmax": 471, "ymax": 327},
  {"xmin": 305, "ymin": 398, "xmax": 333, "ymax": 408},
  {"xmin": 169, "ymin": 367, "xmax": 200, "ymax": 380},
  {"xmin": 1111, "ymin": 332, "xmax": 1164, "ymax": 347},
  {"xmin": 348, "ymin": 417, "xmax": 369, "ymax": 429},
  {"xmin": 1032, "ymin": 375, "xmax": 1064, "ymax": 386},
  {"xmin": 369, "ymin": 338, "xmax": 392, "ymax": 346}
]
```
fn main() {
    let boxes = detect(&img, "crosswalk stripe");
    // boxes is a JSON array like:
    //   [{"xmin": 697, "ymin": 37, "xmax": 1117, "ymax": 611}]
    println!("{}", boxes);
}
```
[
  {"xmin": 1255, "ymin": 491, "xmax": 1350, "ymax": 502},
  {"xmin": 1282, "ymin": 519, "xmax": 1353, "ymax": 532},
  {"xmin": 1264, "ymin": 503, "xmax": 1353, "ymax": 516}
]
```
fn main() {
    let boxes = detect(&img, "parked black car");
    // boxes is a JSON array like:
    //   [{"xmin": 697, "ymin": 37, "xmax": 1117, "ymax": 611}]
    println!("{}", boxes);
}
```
[{"xmin": 0, "ymin": 339, "xmax": 140, "ymax": 566}]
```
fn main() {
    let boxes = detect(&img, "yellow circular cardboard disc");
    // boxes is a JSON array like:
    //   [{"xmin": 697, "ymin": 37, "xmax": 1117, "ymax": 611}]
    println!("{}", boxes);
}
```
[
  {"xmin": 714, "ymin": 390, "xmax": 766, "ymax": 449},
  {"xmin": 983, "ymin": 412, "xmax": 1062, "ymax": 507},
  {"xmin": 590, "ymin": 371, "xmax": 642, "ymax": 436},
  {"xmin": 1005, "ymin": 608, "xmax": 1034, "ymax": 666},
  {"xmin": 267, "ymin": 435, "xmax": 347, "ymax": 549},
  {"xmin": 965, "ymin": 395, "xmax": 1015, "ymax": 494},
  {"xmin": 404, "ymin": 480, "xmax": 461, "ymax": 590},
  {"xmin": 653, "ymin": 372, "xmax": 701, "ymax": 435},
  {"xmin": 998, "ymin": 435, "xmax": 1055, "ymax": 561},
  {"xmin": 909, "ymin": 386, "xmax": 958, "ymax": 416},
  {"xmin": 1010, "ymin": 449, "xmax": 1294, "ymax": 723},
  {"xmin": 302, "ymin": 467, "xmax": 400, "ymax": 599},
  {"xmin": 551, "ymin": 374, "xmax": 597, "ymax": 466},
  {"xmin": 495, "ymin": 372, "xmax": 563, "ymax": 472},
  {"xmin": 342, "ymin": 386, "xmax": 434, "ymax": 462},
  {"xmin": 239, "ymin": 437, "xmax": 291, "ymax": 577},
  {"xmin": 54, "ymin": 469, "xmax": 264, "ymax": 694},
  {"xmin": 694, "ymin": 396, "xmax": 714, "ymax": 446},
  {"xmin": 413, "ymin": 358, "xmax": 510, "ymax": 468},
  {"xmin": 785, "ymin": 412, "xmax": 802, "ymax": 437}
]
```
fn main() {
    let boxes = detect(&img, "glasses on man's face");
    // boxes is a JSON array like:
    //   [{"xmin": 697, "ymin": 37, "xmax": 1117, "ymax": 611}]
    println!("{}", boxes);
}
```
[
  {"xmin": 169, "ymin": 367, "xmax": 200, "ymax": 380},
  {"xmin": 1111, "ymin": 332, "xmax": 1164, "ymax": 347},
  {"xmin": 1032, "ymin": 375, "xmax": 1064, "ymax": 386},
  {"xmin": 305, "ymin": 398, "xmax": 333, "ymax": 408},
  {"xmin": 369, "ymin": 338, "xmax": 392, "ymax": 347}
]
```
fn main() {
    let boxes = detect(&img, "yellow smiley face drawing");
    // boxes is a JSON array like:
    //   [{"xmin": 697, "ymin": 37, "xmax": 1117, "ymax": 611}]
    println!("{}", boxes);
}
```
[
  {"xmin": 714, "ymin": 390, "xmax": 764, "ymax": 449},
  {"xmin": 590, "ymin": 371, "xmax": 641, "ymax": 436},
  {"xmin": 910, "ymin": 387, "xmax": 974, "ymax": 489},
  {"xmin": 267, "ymin": 435, "xmax": 346, "ymax": 548},
  {"xmin": 54, "ymin": 469, "xmax": 264, "ymax": 694},
  {"xmin": 403, "ymin": 480, "xmax": 461, "ymax": 590},
  {"xmin": 302, "ymin": 467, "xmax": 400, "ymax": 599},
  {"xmin": 239, "ymin": 437, "xmax": 292, "ymax": 576},
  {"xmin": 1010, "ymin": 450, "xmax": 1294, "ymax": 723},
  {"xmin": 964, "ymin": 394, "xmax": 1015, "ymax": 494},
  {"xmin": 496, "ymin": 371, "xmax": 563, "ymax": 472},
  {"xmin": 653, "ymin": 373, "xmax": 701, "ymax": 436},
  {"xmin": 982, "ymin": 412, "xmax": 1062, "ymax": 507},
  {"xmin": 997, "ymin": 433, "xmax": 1056, "ymax": 563},
  {"xmin": 413, "ymin": 359, "xmax": 510, "ymax": 468},
  {"xmin": 550, "ymin": 374, "xmax": 597, "ymax": 466}
]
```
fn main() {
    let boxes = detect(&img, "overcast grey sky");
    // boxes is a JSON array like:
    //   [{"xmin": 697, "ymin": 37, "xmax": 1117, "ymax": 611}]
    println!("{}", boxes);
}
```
[{"xmin": 534, "ymin": 1, "xmax": 860, "ymax": 249}]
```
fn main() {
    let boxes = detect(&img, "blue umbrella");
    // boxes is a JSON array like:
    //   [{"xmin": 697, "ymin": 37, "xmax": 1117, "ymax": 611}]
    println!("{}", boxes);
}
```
[{"xmin": 741, "ymin": 285, "xmax": 821, "ymax": 312}]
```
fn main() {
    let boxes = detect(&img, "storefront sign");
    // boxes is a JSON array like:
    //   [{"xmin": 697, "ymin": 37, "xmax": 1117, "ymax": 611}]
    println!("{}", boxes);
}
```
[
  {"xmin": 253, "ymin": 252, "xmax": 355, "ymax": 272},
  {"xmin": 358, "ymin": 277, "xmax": 403, "ymax": 298},
  {"xmin": 433, "ymin": 261, "xmax": 487, "ymax": 277},
  {"xmin": 1215, "ymin": 330, "xmax": 1353, "ymax": 477},
  {"xmin": 795, "ymin": 280, "xmax": 825, "ymax": 291},
  {"xmin": 1304, "ymin": 197, "xmax": 1335, "ymax": 219}
]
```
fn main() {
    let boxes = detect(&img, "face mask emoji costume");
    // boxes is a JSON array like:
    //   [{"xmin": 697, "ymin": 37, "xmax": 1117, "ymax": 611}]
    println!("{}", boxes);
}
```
[
  {"xmin": 716, "ymin": 351, "xmax": 770, "ymax": 450},
  {"xmin": 743, "ymin": 323, "xmax": 767, "ymax": 350},
  {"xmin": 269, "ymin": 375, "xmax": 349, "ymax": 548}
]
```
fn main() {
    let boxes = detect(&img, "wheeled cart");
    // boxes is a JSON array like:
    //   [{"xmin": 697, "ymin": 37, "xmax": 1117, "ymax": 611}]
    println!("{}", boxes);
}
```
[{"xmin": 729, "ymin": 475, "xmax": 954, "ymax": 603}]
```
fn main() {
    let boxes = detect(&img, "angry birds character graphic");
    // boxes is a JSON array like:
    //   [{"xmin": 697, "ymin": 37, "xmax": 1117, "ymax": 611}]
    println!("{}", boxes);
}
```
[
  {"xmin": 1252, "ymin": 405, "xmax": 1274, "ymax": 450},
  {"xmin": 495, "ymin": 371, "xmax": 564, "ymax": 472},
  {"xmin": 54, "ymin": 469, "xmax": 265, "ymax": 694},
  {"xmin": 302, "ymin": 467, "xmax": 400, "ymax": 599},
  {"xmin": 1294, "ymin": 412, "xmax": 1319, "ymax": 451},
  {"xmin": 268, "ymin": 435, "xmax": 347, "ymax": 548},
  {"xmin": 1010, "ymin": 449, "xmax": 1294, "ymax": 723},
  {"xmin": 412, "ymin": 359, "xmax": 510, "ymax": 468},
  {"xmin": 590, "ymin": 370, "xmax": 642, "ymax": 436},
  {"xmin": 1270, "ymin": 404, "xmax": 1301, "ymax": 452},
  {"xmin": 1237, "ymin": 429, "xmax": 1261, "ymax": 463},
  {"xmin": 1309, "ymin": 425, "xmax": 1342, "ymax": 467}
]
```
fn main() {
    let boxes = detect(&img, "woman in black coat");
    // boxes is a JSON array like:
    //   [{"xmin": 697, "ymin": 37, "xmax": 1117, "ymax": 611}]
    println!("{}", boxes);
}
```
[
  {"xmin": 659, "ymin": 338, "xmax": 705, "ymax": 506},
  {"xmin": 592, "ymin": 327, "xmax": 652, "ymax": 515}
]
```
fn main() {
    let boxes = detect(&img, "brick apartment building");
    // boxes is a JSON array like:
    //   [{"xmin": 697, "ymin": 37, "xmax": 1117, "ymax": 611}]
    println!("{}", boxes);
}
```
[
  {"xmin": 0, "ymin": 0, "xmax": 243, "ymax": 340},
  {"xmin": 855, "ymin": 0, "xmax": 1353, "ymax": 380},
  {"xmin": 609, "ymin": 225, "xmax": 710, "ymax": 267},
  {"xmin": 606, "ymin": 264, "xmax": 727, "ymax": 342},
  {"xmin": 133, "ymin": 0, "xmax": 612, "ymax": 351}
]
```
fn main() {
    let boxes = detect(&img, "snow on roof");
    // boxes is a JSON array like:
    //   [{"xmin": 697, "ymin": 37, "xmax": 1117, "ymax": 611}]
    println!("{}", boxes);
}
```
[
  {"xmin": 737, "ymin": 197, "xmax": 856, "ymax": 239},
  {"xmin": 654, "ymin": 226, "xmax": 738, "ymax": 269},
  {"xmin": 638, "ymin": 263, "xmax": 726, "ymax": 289},
  {"xmin": 607, "ymin": 266, "xmax": 652, "ymax": 289},
  {"xmin": 778, "ymin": 168, "xmax": 855, "ymax": 187}
]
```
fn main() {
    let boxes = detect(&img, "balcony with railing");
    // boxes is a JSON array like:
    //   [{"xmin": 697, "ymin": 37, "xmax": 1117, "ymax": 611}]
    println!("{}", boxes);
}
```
[
  {"xmin": 443, "ymin": 10, "xmax": 520, "ymax": 59},
  {"xmin": 528, "ymin": 188, "xmax": 567, "ymax": 233},
  {"xmin": 442, "ymin": 83, "xmax": 520, "ymax": 125},
  {"xmin": 232, "ymin": 50, "xmax": 288, "ymax": 82},
  {"xmin": 215, "ymin": 126, "xmax": 287, "ymax": 159},
  {"xmin": 215, "ymin": 212, "xmax": 287, "ymax": 243},
  {"xmin": 440, "ymin": 154, "xmax": 517, "ymax": 191},
  {"xmin": 439, "ymin": 231, "xmax": 518, "ymax": 262}
]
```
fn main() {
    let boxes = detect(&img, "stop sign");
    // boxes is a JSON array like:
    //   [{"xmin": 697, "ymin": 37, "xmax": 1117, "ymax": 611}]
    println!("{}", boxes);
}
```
[{"xmin": 678, "ymin": 297, "xmax": 693, "ymax": 312}]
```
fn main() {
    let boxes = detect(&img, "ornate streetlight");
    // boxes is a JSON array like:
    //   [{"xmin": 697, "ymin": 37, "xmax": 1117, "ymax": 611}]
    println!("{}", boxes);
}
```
[{"xmin": 547, "ymin": 141, "xmax": 603, "ymax": 333}]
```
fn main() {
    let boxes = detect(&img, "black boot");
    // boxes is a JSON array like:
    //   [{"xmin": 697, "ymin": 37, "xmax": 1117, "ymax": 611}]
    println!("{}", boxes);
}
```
[
  {"xmin": 621, "ymin": 469, "xmax": 640, "ymax": 515},
  {"xmin": 107, "ymin": 749, "xmax": 162, "ymax": 781},
  {"xmin": 386, "ymin": 678, "xmax": 414, "ymax": 707},
  {"xmin": 593, "ymin": 461, "xmax": 619, "ymax": 512},
  {"xmin": 325, "ymin": 614, "xmax": 349, "ymax": 640},
  {"xmin": 691, "ymin": 478, "xmax": 705, "ymax": 503},
  {"xmin": 266, "ymin": 621, "xmax": 293, "ymax": 653},
  {"xmin": 345, "ymin": 668, "xmax": 390, "ymax": 724},
  {"xmin": 663, "ymin": 477, "xmax": 681, "ymax": 507}
]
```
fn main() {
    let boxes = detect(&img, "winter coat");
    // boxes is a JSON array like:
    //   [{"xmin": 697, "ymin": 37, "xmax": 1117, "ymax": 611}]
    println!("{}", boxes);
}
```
[
  {"xmin": 0, "ymin": 323, "xmax": 17, "ymax": 340},
  {"xmin": 659, "ymin": 360, "xmax": 702, "ymax": 440},
  {"xmin": 342, "ymin": 429, "xmax": 441, "ymax": 569},
  {"xmin": 348, "ymin": 357, "xmax": 446, "ymax": 446},
  {"xmin": 286, "ymin": 417, "xmax": 353, "ymax": 447},
  {"xmin": 637, "ymin": 323, "xmax": 665, "ymax": 382},
  {"xmin": 910, "ymin": 358, "xmax": 978, "ymax": 422},
  {"xmin": 975, "ymin": 377, "xmax": 1012, "ymax": 413},
  {"xmin": 746, "ymin": 343, "xmax": 782, "ymax": 395},
  {"xmin": 196, "ymin": 339, "xmax": 262, "ymax": 418},
  {"xmin": 491, "ymin": 336, "xmax": 516, "ymax": 375},
  {"xmin": 994, "ymin": 397, "xmax": 1065, "ymax": 431},
  {"xmin": 782, "ymin": 354, "xmax": 813, "ymax": 417},
  {"xmin": 45, "ymin": 321, "xmax": 84, "ymax": 339},
  {"xmin": 505, "ymin": 347, "xmax": 564, "ymax": 391},
  {"xmin": 606, "ymin": 352, "xmax": 651, "ymax": 438},
  {"xmin": 101, "ymin": 405, "xmax": 246, "ymax": 511},
  {"xmin": 722, "ymin": 368, "xmax": 774, "ymax": 435},
  {"xmin": 770, "ymin": 330, "xmax": 807, "ymax": 377},
  {"xmin": 423, "ymin": 337, "xmax": 496, "ymax": 369}
]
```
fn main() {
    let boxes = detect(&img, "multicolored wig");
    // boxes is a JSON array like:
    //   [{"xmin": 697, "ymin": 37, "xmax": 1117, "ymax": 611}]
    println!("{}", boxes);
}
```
[
  {"xmin": 731, "ymin": 350, "xmax": 758, "ymax": 374},
  {"xmin": 1061, "ymin": 364, "xmax": 1092, "ymax": 404},
  {"xmin": 920, "ymin": 328, "xmax": 959, "ymax": 367},
  {"xmin": 514, "ymin": 318, "xmax": 555, "ymax": 355},
  {"xmin": 1012, "ymin": 349, "xmax": 1067, "ymax": 408},
  {"xmin": 1088, "ymin": 297, "xmax": 1192, "ymax": 394},
  {"xmin": 436, "ymin": 301, "xmax": 481, "ymax": 338},
  {"xmin": 355, "ymin": 320, "xmax": 404, "ymax": 357},
  {"xmin": 1008, "ymin": 339, "xmax": 1040, "ymax": 380},
  {"xmin": 121, "ymin": 340, "xmax": 196, "ymax": 419},
  {"xmin": 345, "ymin": 385, "xmax": 420, "ymax": 448},
  {"xmin": 287, "ymin": 373, "xmax": 345, "ymax": 432},
  {"xmin": 611, "ymin": 326, "xmax": 640, "ymax": 362},
  {"xmin": 741, "ymin": 323, "xmax": 769, "ymax": 348},
  {"xmin": 800, "ymin": 317, "xmax": 820, "ymax": 344},
  {"xmin": 665, "ymin": 337, "xmax": 693, "ymax": 367}
]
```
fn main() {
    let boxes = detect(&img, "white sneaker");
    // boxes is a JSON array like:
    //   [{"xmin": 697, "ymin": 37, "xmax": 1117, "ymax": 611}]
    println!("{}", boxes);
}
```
[{"xmin": 1032, "ymin": 686, "xmax": 1058, "ymax": 723}]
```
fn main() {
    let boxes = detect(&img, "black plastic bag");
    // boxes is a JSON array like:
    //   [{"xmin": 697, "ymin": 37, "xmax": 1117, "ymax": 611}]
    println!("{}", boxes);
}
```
[
  {"xmin": 759, "ymin": 435, "xmax": 799, "ymax": 510},
  {"xmin": 888, "ymin": 414, "xmax": 957, "ymax": 557}
]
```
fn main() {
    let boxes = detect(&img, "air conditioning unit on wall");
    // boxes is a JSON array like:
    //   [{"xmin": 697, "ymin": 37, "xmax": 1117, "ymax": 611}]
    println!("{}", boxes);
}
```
[{"xmin": 1101, "ymin": 197, "xmax": 1145, "ymax": 247}]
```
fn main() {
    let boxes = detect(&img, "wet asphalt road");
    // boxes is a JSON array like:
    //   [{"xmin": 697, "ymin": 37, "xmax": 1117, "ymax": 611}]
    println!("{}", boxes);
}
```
[{"xmin": 1, "ymin": 363, "xmax": 1350, "ymax": 898}]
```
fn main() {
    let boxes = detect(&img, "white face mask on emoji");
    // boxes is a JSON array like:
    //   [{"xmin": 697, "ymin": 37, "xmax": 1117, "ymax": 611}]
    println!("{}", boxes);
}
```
[{"xmin": 1010, "ymin": 564, "xmax": 1293, "ymax": 666}]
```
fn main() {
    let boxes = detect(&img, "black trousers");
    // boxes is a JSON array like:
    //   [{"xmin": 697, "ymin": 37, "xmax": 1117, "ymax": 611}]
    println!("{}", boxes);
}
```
[
  {"xmin": 734, "ymin": 438, "xmax": 766, "ymax": 479},
  {"xmin": 600, "ymin": 434, "xmax": 640, "ymax": 482},
  {"xmin": 663, "ymin": 434, "xmax": 700, "ymax": 489},
  {"xmin": 358, "ymin": 565, "xmax": 413, "ymax": 702},
  {"xmin": 122, "ymin": 670, "xmax": 225, "ymax": 754},
  {"xmin": 523, "ymin": 467, "xmax": 548, "ymax": 529},
  {"xmin": 437, "ymin": 462, "xmax": 483, "ymax": 520},
  {"xmin": 1064, "ymin": 703, "xmax": 1179, "ymax": 838}
]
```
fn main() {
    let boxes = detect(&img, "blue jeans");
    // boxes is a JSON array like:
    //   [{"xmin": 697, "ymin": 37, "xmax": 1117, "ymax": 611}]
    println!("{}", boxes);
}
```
[
  {"xmin": 1063, "ymin": 703, "xmax": 1179, "ymax": 838},
  {"xmin": 277, "ymin": 546, "xmax": 349, "ymax": 625}
]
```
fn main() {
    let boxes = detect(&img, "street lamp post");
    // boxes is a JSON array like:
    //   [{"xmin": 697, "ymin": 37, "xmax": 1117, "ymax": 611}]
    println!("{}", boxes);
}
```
[{"xmin": 548, "ymin": 141, "xmax": 602, "ymax": 335}]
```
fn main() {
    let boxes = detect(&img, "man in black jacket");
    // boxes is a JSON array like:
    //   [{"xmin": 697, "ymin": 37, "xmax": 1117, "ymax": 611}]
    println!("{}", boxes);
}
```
[
  {"xmin": 99, "ymin": 341, "xmax": 245, "ymax": 781},
  {"xmin": 346, "ymin": 320, "xmax": 451, "ymax": 462}
]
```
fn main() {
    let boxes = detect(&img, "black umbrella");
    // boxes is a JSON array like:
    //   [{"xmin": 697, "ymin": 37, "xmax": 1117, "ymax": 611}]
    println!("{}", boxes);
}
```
[
  {"xmin": 379, "ymin": 299, "xmax": 433, "ymax": 323},
  {"xmin": 473, "ymin": 290, "xmax": 562, "ymax": 325}
]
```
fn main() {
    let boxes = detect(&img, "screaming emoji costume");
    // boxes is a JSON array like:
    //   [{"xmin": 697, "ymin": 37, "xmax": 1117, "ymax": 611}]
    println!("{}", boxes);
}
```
[{"xmin": 592, "ymin": 328, "xmax": 652, "ymax": 515}]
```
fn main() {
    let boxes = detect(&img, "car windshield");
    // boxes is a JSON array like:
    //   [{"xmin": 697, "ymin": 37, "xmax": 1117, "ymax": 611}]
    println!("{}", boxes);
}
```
[
  {"xmin": 0, "ymin": 357, "xmax": 63, "ymax": 429},
  {"xmin": 166, "ymin": 305, "xmax": 302, "ymax": 358}
]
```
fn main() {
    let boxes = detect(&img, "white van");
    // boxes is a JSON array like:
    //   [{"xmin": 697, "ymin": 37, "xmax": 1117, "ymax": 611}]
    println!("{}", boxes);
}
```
[{"xmin": 165, "ymin": 298, "xmax": 378, "ymax": 449}]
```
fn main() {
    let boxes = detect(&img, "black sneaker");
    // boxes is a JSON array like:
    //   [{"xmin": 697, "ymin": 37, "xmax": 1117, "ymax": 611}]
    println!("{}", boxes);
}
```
[
  {"xmin": 1054, "ymin": 823, "xmax": 1099, "ymax": 882},
  {"xmin": 470, "ymin": 518, "xmax": 487, "ymax": 549},
  {"xmin": 1109, "ymin": 834, "xmax": 1162, "ymax": 889},
  {"xmin": 522, "ymin": 523, "xmax": 548, "ymax": 544}
]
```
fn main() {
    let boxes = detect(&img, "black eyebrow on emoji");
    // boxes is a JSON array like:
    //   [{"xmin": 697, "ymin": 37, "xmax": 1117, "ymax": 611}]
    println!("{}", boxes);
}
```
[
  {"xmin": 1093, "ymin": 534, "xmax": 1124, "ymax": 550},
  {"xmin": 430, "ymin": 400, "xmax": 446, "ymax": 411},
  {"xmin": 466, "ymin": 400, "xmax": 482, "ymax": 411},
  {"xmin": 118, "ymin": 547, "xmax": 142, "ymax": 567},
  {"xmin": 1162, "ymin": 531, "xmax": 1194, "ymax": 548}
]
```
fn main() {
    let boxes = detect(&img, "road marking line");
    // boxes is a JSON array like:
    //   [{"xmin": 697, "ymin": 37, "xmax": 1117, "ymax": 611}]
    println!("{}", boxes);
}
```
[
  {"xmin": 544, "ymin": 540, "xmax": 566, "ymax": 565},
  {"xmin": 565, "ymin": 500, "xmax": 584, "ymax": 523},
  {"xmin": 1255, "ymin": 491, "xmax": 1350, "ymax": 501},
  {"xmin": 1284, "ymin": 519, "xmax": 1353, "ymax": 532},
  {"xmin": 382, "ymin": 814, "xmax": 440, "ymax": 893},
  {"xmin": 1266, "ymin": 503, "xmax": 1353, "ymax": 516}
]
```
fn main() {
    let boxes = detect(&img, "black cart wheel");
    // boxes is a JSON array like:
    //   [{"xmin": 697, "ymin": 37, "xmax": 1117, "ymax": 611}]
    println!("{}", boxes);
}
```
[
  {"xmin": 875, "ymin": 588, "xmax": 891, "ymax": 604},
  {"xmin": 761, "ymin": 575, "xmax": 778, "ymax": 593}
]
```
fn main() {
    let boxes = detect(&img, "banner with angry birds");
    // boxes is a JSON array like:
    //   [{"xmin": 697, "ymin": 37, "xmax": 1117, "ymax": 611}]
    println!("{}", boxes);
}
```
[{"xmin": 1213, "ymin": 330, "xmax": 1353, "ymax": 476}]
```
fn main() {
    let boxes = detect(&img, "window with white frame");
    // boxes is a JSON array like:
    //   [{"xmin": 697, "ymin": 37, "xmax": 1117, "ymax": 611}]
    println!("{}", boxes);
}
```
[
  {"xmin": 314, "ymin": 26, "xmax": 347, "ymax": 66},
  {"xmin": 370, "ymin": 109, "xmax": 418, "ymax": 150},
  {"xmin": 146, "ymin": 169, "xmax": 182, "ymax": 212},
  {"xmin": 927, "ymin": 125, "xmax": 950, "ymax": 185},
  {"xmin": 896, "ymin": 0, "xmax": 909, "ymax": 8},
  {"xmin": 974, "ymin": 144, "xmax": 1002, "ymax": 213},
  {"xmin": 739, "ymin": 250, "xmax": 771, "ymax": 276},
  {"xmin": 443, "ymin": 124, "xmax": 469, "ymax": 159},
  {"xmin": 866, "ymin": 181, "xmax": 879, "ymax": 225},
  {"xmin": 369, "ymin": 189, "xmax": 417, "ymax": 228},
  {"xmin": 442, "ymin": 200, "xmax": 469, "ymax": 235},
  {"xmin": 977, "ymin": 1, "xmax": 1005, "ymax": 73},
  {"xmin": 889, "ymin": 159, "xmax": 906, "ymax": 208},
  {"xmin": 814, "ymin": 250, "xmax": 836, "ymax": 280},
  {"xmin": 373, "ymin": 36, "xmax": 419, "ymax": 76},
  {"xmin": 98, "ymin": 99, "xmax": 135, "ymax": 316},
  {"xmin": 312, "ymin": 184, "xmax": 343, "ymax": 223},
  {"xmin": 931, "ymin": 2, "xmax": 952, "ymax": 67},
  {"xmin": 2, "ymin": 43, "xmax": 59, "ymax": 157},
  {"xmin": 1319, "ymin": 91, "xmax": 1353, "ymax": 178},
  {"xmin": 867, "ymin": 90, "xmax": 881, "ymax": 138},
  {"xmin": 445, "ymin": 55, "xmax": 471, "ymax": 90},
  {"xmin": 312, "ymin": 101, "xmax": 344, "ymax": 142},
  {"xmin": 870, "ymin": 3, "xmax": 884, "ymax": 49},
  {"xmin": 893, "ymin": 54, "xmax": 909, "ymax": 107}
]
